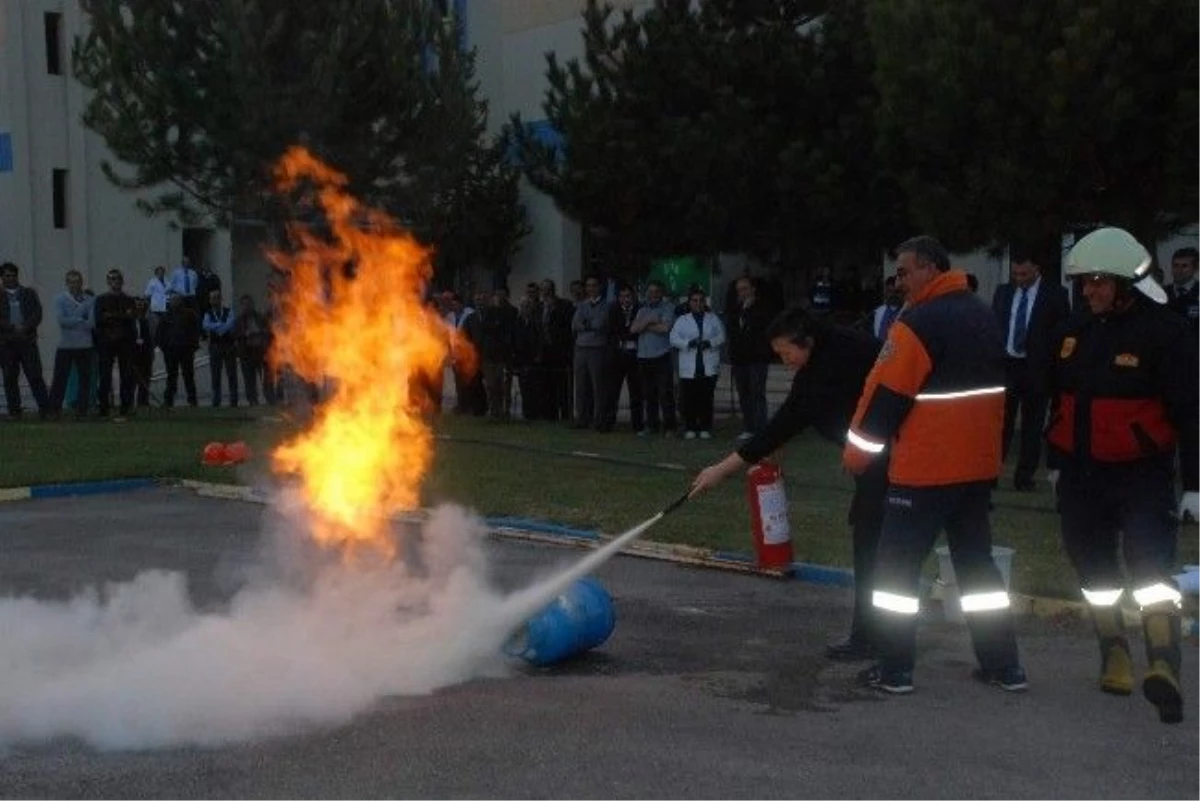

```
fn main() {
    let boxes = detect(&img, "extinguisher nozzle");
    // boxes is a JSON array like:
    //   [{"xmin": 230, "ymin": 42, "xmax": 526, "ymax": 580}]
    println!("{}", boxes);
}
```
[{"xmin": 660, "ymin": 490, "xmax": 692, "ymax": 517}]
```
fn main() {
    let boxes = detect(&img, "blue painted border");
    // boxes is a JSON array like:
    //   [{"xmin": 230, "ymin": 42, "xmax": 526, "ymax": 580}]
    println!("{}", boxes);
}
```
[{"xmin": 28, "ymin": 477, "xmax": 159, "ymax": 499}]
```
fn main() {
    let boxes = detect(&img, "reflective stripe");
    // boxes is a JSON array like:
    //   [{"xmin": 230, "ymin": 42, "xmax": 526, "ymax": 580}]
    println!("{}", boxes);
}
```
[
  {"xmin": 959, "ymin": 591, "xmax": 1011, "ymax": 613},
  {"xmin": 872, "ymin": 590, "xmax": 919, "ymax": 615},
  {"xmin": 914, "ymin": 386, "xmax": 1006, "ymax": 401},
  {"xmin": 1081, "ymin": 588, "xmax": 1123, "ymax": 607},
  {"xmin": 1132, "ymin": 583, "xmax": 1182, "ymax": 608},
  {"xmin": 846, "ymin": 429, "xmax": 886, "ymax": 454}
]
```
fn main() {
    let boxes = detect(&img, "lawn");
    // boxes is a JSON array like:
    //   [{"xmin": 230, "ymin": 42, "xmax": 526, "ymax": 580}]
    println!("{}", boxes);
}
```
[{"xmin": 0, "ymin": 408, "xmax": 1195, "ymax": 600}]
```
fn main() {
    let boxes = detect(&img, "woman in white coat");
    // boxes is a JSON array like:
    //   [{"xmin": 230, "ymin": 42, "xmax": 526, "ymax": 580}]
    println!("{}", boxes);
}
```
[{"xmin": 669, "ymin": 288, "xmax": 726, "ymax": 439}]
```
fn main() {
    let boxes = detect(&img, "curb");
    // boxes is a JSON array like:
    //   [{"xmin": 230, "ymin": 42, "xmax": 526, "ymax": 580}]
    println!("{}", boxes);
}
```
[
  {"xmin": 0, "ymin": 477, "xmax": 160, "ymax": 503},
  {"xmin": 0, "ymin": 477, "xmax": 1177, "ymax": 626}
]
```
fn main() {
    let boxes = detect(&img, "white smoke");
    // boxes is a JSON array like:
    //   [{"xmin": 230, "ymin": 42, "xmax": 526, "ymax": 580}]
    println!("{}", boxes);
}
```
[{"xmin": 0, "ymin": 502, "xmax": 518, "ymax": 751}]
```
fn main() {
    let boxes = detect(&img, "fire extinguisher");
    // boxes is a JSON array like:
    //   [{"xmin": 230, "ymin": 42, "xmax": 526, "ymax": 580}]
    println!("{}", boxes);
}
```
[{"xmin": 746, "ymin": 462, "xmax": 794, "ymax": 570}]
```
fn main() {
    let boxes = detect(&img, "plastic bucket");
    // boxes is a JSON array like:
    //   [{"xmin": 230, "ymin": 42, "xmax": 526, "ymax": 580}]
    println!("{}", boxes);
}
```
[
  {"xmin": 934, "ymin": 545, "xmax": 1015, "ymax": 624},
  {"xmin": 504, "ymin": 577, "xmax": 617, "ymax": 666}
]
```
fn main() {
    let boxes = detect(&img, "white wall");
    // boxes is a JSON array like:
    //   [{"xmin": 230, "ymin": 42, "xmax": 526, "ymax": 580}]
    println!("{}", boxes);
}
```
[{"xmin": 1, "ymin": 0, "xmax": 232, "ymax": 373}]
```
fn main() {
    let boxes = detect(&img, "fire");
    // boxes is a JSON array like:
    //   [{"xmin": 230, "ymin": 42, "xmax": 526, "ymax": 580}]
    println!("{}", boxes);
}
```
[{"xmin": 266, "ymin": 147, "xmax": 471, "ymax": 557}]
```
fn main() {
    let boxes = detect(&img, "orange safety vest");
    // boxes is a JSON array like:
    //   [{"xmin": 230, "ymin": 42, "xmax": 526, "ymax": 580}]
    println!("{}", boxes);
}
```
[{"xmin": 848, "ymin": 270, "xmax": 1006, "ymax": 486}]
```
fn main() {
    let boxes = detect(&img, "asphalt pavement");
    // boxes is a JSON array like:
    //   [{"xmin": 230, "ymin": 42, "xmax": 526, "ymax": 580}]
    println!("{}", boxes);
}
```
[{"xmin": 0, "ymin": 488, "xmax": 1196, "ymax": 799}]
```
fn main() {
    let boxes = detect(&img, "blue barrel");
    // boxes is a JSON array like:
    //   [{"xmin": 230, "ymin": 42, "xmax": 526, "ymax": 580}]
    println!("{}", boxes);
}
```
[{"xmin": 504, "ymin": 577, "xmax": 617, "ymax": 666}]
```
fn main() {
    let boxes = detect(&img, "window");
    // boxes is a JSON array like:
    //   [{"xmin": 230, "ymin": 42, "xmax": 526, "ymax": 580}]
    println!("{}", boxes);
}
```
[
  {"xmin": 44, "ymin": 12, "xmax": 62, "ymax": 75},
  {"xmin": 52, "ymin": 169, "xmax": 68, "ymax": 229}
]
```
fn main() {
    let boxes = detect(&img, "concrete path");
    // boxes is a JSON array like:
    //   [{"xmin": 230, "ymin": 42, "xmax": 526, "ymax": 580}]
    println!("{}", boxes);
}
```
[{"xmin": 0, "ymin": 488, "xmax": 1195, "ymax": 799}]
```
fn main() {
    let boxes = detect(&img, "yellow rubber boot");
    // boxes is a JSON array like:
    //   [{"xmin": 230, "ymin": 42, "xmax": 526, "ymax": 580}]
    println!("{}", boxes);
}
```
[
  {"xmin": 1090, "ymin": 607, "xmax": 1132, "ymax": 696},
  {"xmin": 1099, "ymin": 638, "xmax": 1134, "ymax": 696},
  {"xmin": 1142, "ymin": 612, "xmax": 1183, "ymax": 724}
]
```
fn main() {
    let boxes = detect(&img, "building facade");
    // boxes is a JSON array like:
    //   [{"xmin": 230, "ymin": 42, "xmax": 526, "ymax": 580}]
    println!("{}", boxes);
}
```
[{"xmin": 0, "ymin": 0, "xmax": 231, "ymax": 371}]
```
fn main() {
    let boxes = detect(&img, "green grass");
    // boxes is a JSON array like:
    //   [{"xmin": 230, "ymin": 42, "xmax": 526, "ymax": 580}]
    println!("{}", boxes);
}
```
[{"xmin": 1, "ymin": 409, "xmax": 1195, "ymax": 599}]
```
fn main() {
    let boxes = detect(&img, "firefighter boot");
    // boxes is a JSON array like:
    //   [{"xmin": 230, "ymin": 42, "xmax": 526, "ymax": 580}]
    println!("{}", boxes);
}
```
[
  {"xmin": 1091, "ymin": 607, "xmax": 1133, "ymax": 696},
  {"xmin": 1141, "ymin": 611, "xmax": 1183, "ymax": 724}
]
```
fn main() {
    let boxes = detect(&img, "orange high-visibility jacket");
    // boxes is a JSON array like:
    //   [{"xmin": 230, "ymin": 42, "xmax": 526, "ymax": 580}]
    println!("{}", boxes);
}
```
[{"xmin": 848, "ymin": 270, "xmax": 1006, "ymax": 486}]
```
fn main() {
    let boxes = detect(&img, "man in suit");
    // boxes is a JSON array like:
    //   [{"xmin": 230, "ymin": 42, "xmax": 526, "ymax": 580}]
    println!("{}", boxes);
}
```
[
  {"xmin": 992, "ymin": 249, "xmax": 1071, "ymax": 490},
  {"xmin": 1167, "ymin": 247, "xmax": 1198, "ymax": 329}
]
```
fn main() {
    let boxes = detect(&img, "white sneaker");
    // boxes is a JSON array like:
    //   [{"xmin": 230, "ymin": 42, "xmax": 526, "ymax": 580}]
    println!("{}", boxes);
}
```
[
  {"xmin": 699, "ymin": 431, "xmax": 712, "ymax": 440},
  {"xmin": 736, "ymin": 432, "xmax": 754, "ymax": 442},
  {"xmin": 684, "ymin": 431, "xmax": 697, "ymax": 440}
]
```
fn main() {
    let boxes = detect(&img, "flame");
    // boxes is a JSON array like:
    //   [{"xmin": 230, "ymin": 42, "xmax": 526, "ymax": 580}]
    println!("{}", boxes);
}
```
[{"xmin": 266, "ymin": 147, "xmax": 472, "ymax": 558}]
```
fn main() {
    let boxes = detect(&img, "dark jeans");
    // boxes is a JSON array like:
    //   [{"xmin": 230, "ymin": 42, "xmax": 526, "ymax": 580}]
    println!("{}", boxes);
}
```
[
  {"xmin": 239, "ymin": 347, "xmax": 273, "ymax": 405},
  {"xmin": 1058, "ymin": 455, "xmax": 1177, "ymax": 592},
  {"xmin": 209, "ymin": 345, "xmax": 238, "ymax": 407},
  {"xmin": 1, "ymin": 339, "xmax": 50, "ymax": 415},
  {"xmin": 540, "ymin": 363, "xmax": 571, "ymax": 421},
  {"xmin": 132, "ymin": 344, "xmax": 154, "ymax": 406},
  {"xmin": 732, "ymin": 362, "xmax": 769, "ymax": 434},
  {"xmin": 97, "ymin": 340, "xmax": 135, "ymax": 415},
  {"xmin": 847, "ymin": 461, "xmax": 889, "ymax": 646},
  {"xmin": 482, "ymin": 361, "xmax": 512, "ymax": 420},
  {"xmin": 638, "ymin": 354, "xmax": 676, "ymax": 431},
  {"xmin": 1001, "ymin": 357, "xmax": 1047, "ymax": 484},
  {"xmin": 163, "ymin": 348, "xmax": 198, "ymax": 406},
  {"xmin": 574, "ymin": 347, "xmax": 610, "ymax": 428},
  {"xmin": 872, "ymin": 481, "xmax": 1020, "ymax": 674},
  {"xmin": 453, "ymin": 367, "xmax": 486, "ymax": 416},
  {"xmin": 49, "ymin": 347, "xmax": 92, "ymax": 414},
  {"xmin": 679, "ymin": 375, "xmax": 717, "ymax": 433},
  {"xmin": 608, "ymin": 349, "xmax": 643, "ymax": 429}
]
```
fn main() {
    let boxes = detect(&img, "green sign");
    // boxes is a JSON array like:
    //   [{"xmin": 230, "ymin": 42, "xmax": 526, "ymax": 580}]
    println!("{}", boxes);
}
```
[{"xmin": 647, "ymin": 256, "xmax": 710, "ymax": 297}]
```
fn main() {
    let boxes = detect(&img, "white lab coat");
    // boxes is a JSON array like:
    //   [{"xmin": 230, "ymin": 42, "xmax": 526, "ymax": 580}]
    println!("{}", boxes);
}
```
[{"xmin": 670, "ymin": 311, "xmax": 725, "ymax": 379}]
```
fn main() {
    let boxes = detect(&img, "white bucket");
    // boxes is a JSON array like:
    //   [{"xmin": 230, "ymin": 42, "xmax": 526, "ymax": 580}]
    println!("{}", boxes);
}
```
[{"xmin": 934, "ymin": 545, "xmax": 1015, "ymax": 624}]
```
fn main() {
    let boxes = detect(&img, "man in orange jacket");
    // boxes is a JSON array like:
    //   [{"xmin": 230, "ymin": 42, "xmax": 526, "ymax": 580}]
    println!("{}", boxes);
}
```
[{"xmin": 843, "ymin": 236, "xmax": 1025, "ymax": 694}]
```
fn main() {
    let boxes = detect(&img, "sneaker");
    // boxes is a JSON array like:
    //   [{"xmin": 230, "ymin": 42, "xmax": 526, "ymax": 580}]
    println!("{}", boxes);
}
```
[
  {"xmin": 736, "ymin": 431, "xmax": 754, "ymax": 442},
  {"xmin": 636, "ymin": 428, "xmax": 650, "ymax": 438},
  {"xmin": 972, "ymin": 665, "xmax": 1029, "ymax": 692},
  {"xmin": 684, "ymin": 431, "xmax": 697, "ymax": 440},
  {"xmin": 857, "ymin": 663, "xmax": 914, "ymax": 695},
  {"xmin": 699, "ymin": 431, "xmax": 712, "ymax": 440}
]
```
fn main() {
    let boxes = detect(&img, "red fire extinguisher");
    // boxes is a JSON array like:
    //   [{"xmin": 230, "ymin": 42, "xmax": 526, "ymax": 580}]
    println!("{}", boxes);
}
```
[{"xmin": 746, "ymin": 462, "xmax": 794, "ymax": 570}]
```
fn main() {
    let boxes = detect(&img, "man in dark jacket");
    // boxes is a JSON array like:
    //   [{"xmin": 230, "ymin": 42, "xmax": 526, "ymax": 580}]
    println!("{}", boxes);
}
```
[
  {"xmin": 479, "ymin": 286, "xmax": 519, "ymax": 421},
  {"xmin": 1167, "ymin": 247, "xmax": 1198, "ymax": 329},
  {"xmin": 991, "ymin": 249, "xmax": 1071, "ymax": 490},
  {"xmin": 0, "ymin": 261, "xmax": 51, "ymax": 418},
  {"xmin": 537, "ymin": 279, "xmax": 575, "ymax": 422},
  {"xmin": 606, "ymin": 285, "xmax": 643, "ymax": 431},
  {"xmin": 157, "ymin": 292, "xmax": 200, "ymax": 407},
  {"xmin": 727, "ymin": 277, "xmax": 776, "ymax": 438},
  {"xmin": 690, "ymin": 307, "xmax": 886, "ymax": 662},
  {"xmin": 92, "ymin": 268, "xmax": 139, "ymax": 418}
]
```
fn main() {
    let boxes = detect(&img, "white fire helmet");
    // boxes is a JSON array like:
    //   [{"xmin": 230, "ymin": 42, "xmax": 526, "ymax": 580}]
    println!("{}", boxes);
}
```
[{"xmin": 1064, "ymin": 227, "xmax": 1167, "ymax": 304}]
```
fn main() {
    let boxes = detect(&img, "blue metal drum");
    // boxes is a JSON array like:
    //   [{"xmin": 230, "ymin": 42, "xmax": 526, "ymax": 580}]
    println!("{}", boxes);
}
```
[{"xmin": 505, "ymin": 577, "xmax": 617, "ymax": 666}]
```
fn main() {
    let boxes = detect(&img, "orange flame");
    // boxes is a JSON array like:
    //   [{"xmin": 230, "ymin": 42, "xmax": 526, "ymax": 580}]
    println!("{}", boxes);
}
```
[{"xmin": 266, "ymin": 147, "xmax": 468, "ymax": 558}]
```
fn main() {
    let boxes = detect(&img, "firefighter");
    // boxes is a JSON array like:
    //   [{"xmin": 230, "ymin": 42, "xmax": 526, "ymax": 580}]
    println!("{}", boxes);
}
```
[
  {"xmin": 843, "ymin": 236, "xmax": 1025, "ymax": 695},
  {"xmin": 1046, "ymin": 227, "xmax": 1197, "ymax": 724},
  {"xmin": 689, "ymin": 307, "xmax": 887, "ymax": 661}
]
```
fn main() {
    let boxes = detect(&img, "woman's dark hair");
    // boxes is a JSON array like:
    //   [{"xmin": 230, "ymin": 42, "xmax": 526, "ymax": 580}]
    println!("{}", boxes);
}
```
[{"xmin": 766, "ymin": 306, "xmax": 828, "ymax": 347}]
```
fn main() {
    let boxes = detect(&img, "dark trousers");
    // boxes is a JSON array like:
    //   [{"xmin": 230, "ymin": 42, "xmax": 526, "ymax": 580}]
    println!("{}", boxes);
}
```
[
  {"xmin": 1, "ymin": 339, "xmax": 50, "ymax": 415},
  {"xmin": 163, "ymin": 348, "xmax": 198, "ymax": 406},
  {"xmin": 608, "ymin": 349, "xmax": 643, "ymax": 429},
  {"xmin": 732, "ymin": 362, "xmax": 769, "ymax": 434},
  {"xmin": 847, "ymin": 461, "xmax": 889, "ymax": 646},
  {"xmin": 872, "ymin": 481, "xmax": 1020, "ymax": 674},
  {"xmin": 573, "ymin": 346, "xmax": 610, "ymax": 427},
  {"xmin": 679, "ymin": 375, "xmax": 718, "ymax": 433},
  {"xmin": 132, "ymin": 344, "xmax": 154, "ymax": 406},
  {"xmin": 482, "ymin": 361, "xmax": 512, "ymax": 420},
  {"xmin": 1001, "ymin": 358, "xmax": 1047, "ymax": 484},
  {"xmin": 49, "ymin": 347, "xmax": 92, "ymax": 414},
  {"xmin": 535, "ymin": 364, "xmax": 571, "ymax": 422},
  {"xmin": 209, "ymin": 345, "xmax": 238, "ymax": 407},
  {"xmin": 638, "ymin": 354, "xmax": 677, "ymax": 431},
  {"xmin": 97, "ymin": 340, "xmax": 135, "ymax": 415},
  {"xmin": 453, "ymin": 367, "xmax": 486, "ymax": 416},
  {"xmin": 239, "ymin": 347, "xmax": 273, "ymax": 405},
  {"xmin": 1058, "ymin": 455, "xmax": 1178, "ymax": 592}
]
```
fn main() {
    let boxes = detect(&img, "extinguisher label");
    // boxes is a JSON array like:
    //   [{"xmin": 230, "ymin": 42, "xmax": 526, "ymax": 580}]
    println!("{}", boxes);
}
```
[{"xmin": 756, "ymin": 482, "xmax": 791, "ymax": 545}]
